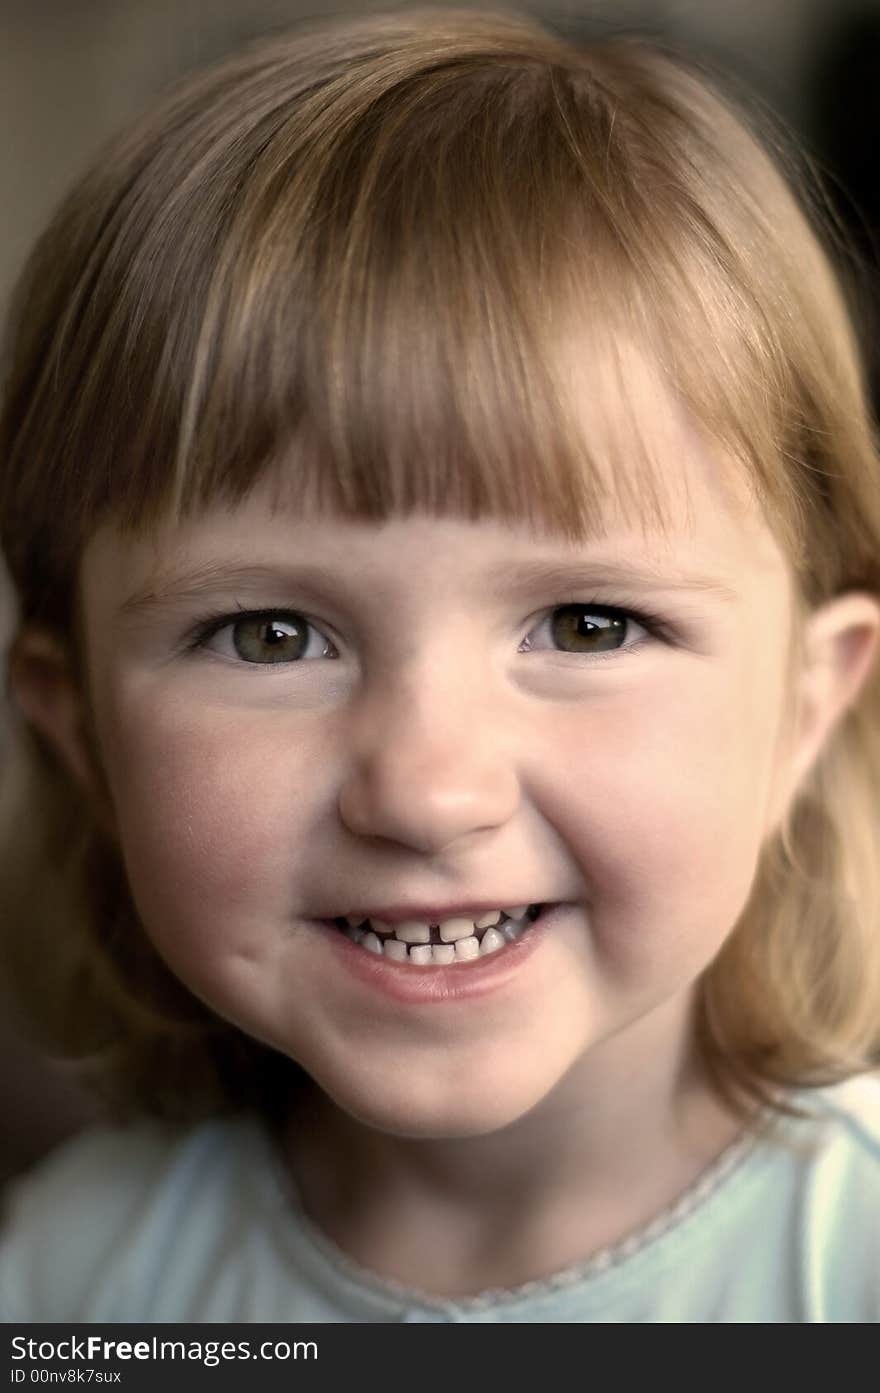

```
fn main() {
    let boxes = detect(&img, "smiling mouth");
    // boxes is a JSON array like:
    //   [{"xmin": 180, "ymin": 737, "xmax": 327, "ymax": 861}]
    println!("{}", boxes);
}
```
[{"xmin": 329, "ymin": 904, "xmax": 545, "ymax": 965}]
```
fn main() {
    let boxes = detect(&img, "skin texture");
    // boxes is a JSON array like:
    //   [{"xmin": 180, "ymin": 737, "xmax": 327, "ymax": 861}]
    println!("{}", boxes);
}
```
[{"xmin": 11, "ymin": 410, "xmax": 880, "ymax": 1292}]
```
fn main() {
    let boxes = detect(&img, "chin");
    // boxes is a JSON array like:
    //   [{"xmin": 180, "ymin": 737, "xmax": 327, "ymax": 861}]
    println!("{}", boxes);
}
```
[{"xmin": 314, "ymin": 1063, "xmax": 553, "ymax": 1141}]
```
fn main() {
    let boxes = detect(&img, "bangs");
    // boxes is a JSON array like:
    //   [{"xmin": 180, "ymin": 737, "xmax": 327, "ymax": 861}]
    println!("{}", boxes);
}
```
[{"xmin": 136, "ymin": 54, "xmax": 780, "ymax": 546}]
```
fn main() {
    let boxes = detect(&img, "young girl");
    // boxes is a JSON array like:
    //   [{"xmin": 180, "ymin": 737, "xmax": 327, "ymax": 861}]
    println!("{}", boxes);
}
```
[{"xmin": 1, "ymin": 7, "xmax": 878, "ymax": 1323}]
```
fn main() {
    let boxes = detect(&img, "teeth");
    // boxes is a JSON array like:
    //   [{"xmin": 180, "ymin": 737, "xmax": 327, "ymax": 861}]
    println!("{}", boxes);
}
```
[
  {"xmin": 474, "ymin": 910, "xmax": 503, "ymax": 929},
  {"xmin": 438, "ymin": 917, "xmax": 478, "ymax": 942},
  {"xmin": 502, "ymin": 918, "xmax": 528, "ymax": 942},
  {"xmin": 337, "ymin": 904, "xmax": 544, "ymax": 964},
  {"xmin": 479, "ymin": 927, "xmax": 505, "ymax": 955},
  {"xmin": 454, "ymin": 935, "xmax": 480, "ymax": 960},
  {"xmin": 392, "ymin": 921, "xmax": 432, "ymax": 944}
]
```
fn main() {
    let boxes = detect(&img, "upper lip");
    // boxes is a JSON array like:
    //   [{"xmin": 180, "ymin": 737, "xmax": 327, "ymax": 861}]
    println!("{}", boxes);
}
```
[{"xmin": 325, "ymin": 900, "xmax": 548, "ymax": 925}]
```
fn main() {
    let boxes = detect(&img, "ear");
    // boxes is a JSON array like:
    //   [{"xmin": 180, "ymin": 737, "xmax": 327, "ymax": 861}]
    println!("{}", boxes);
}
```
[
  {"xmin": 779, "ymin": 591, "xmax": 880, "ymax": 806},
  {"xmin": 6, "ymin": 626, "xmax": 116, "ymax": 835}
]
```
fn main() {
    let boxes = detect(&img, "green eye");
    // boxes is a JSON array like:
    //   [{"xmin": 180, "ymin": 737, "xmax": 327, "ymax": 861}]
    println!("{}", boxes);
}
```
[
  {"xmin": 520, "ymin": 601, "xmax": 663, "ymax": 661},
  {"xmin": 549, "ymin": 606, "xmax": 628, "ymax": 653},
  {"xmin": 189, "ymin": 610, "xmax": 337, "ymax": 665},
  {"xmin": 229, "ymin": 615, "xmax": 310, "ymax": 663}
]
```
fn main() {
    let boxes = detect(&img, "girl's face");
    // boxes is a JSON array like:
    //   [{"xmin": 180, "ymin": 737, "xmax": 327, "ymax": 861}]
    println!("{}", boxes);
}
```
[{"xmin": 76, "ymin": 430, "xmax": 798, "ymax": 1138}]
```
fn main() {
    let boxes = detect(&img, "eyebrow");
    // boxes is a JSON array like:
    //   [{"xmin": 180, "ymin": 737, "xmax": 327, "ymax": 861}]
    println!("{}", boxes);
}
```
[
  {"xmin": 115, "ymin": 555, "xmax": 740, "ymax": 623},
  {"xmin": 478, "ymin": 559, "xmax": 740, "ymax": 605}
]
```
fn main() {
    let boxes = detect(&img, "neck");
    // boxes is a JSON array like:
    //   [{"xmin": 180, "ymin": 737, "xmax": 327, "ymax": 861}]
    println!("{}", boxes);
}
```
[{"xmin": 278, "ymin": 996, "xmax": 750, "ymax": 1297}]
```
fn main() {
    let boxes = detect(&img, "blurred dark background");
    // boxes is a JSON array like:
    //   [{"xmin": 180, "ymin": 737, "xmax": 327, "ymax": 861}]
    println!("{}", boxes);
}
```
[{"xmin": 2, "ymin": 0, "xmax": 879, "ymax": 1186}]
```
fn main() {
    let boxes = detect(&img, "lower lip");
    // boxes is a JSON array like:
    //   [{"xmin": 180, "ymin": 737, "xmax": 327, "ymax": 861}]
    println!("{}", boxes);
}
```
[{"xmin": 315, "ymin": 905, "xmax": 564, "ymax": 1005}]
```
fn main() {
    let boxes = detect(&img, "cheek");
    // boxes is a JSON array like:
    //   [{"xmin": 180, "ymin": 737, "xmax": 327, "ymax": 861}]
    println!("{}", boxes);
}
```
[
  {"xmin": 98, "ymin": 698, "xmax": 326, "ymax": 961},
  {"xmin": 542, "ymin": 669, "xmax": 780, "ymax": 967}
]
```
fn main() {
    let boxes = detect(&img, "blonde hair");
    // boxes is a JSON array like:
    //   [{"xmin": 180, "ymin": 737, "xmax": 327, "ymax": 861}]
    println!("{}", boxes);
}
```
[{"xmin": 1, "ymin": 7, "xmax": 878, "ymax": 1123}]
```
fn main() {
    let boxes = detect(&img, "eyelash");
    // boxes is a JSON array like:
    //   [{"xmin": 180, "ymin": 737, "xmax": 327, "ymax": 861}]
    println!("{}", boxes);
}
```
[
  {"xmin": 183, "ymin": 601, "xmax": 673, "ymax": 668},
  {"xmin": 519, "ymin": 601, "xmax": 671, "ymax": 662}
]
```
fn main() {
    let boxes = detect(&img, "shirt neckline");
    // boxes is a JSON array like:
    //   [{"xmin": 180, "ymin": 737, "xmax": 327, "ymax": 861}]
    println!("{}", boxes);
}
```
[{"xmin": 251, "ymin": 1104, "xmax": 778, "ymax": 1313}]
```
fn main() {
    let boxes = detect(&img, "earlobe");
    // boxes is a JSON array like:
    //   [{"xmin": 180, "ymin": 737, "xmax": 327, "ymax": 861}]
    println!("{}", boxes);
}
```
[
  {"xmin": 7, "ymin": 626, "xmax": 105, "ymax": 808},
  {"xmin": 787, "ymin": 591, "xmax": 880, "ymax": 793}
]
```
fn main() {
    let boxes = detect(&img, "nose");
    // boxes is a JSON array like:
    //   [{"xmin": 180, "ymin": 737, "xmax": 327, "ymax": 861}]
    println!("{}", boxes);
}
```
[{"xmin": 337, "ymin": 662, "xmax": 520, "ymax": 855}]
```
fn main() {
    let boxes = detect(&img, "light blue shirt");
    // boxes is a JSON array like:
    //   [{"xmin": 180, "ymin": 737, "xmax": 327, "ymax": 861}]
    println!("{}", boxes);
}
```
[{"xmin": 2, "ymin": 1075, "xmax": 878, "ymax": 1322}]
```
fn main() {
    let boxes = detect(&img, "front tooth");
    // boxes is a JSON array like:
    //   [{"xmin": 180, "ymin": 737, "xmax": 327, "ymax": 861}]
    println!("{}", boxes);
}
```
[
  {"xmin": 345, "ymin": 925, "xmax": 366, "ymax": 944},
  {"xmin": 431, "ymin": 945, "xmax": 455, "ymax": 965},
  {"xmin": 479, "ymin": 927, "xmax": 505, "ymax": 955},
  {"xmin": 383, "ymin": 938, "xmax": 408, "ymax": 962},
  {"xmin": 370, "ymin": 919, "xmax": 394, "ymax": 935},
  {"xmin": 361, "ymin": 931, "xmax": 382, "ymax": 955},
  {"xmin": 409, "ymin": 945, "xmax": 433, "ymax": 965},
  {"xmin": 394, "ymin": 922, "xmax": 432, "ymax": 944},
  {"xmin": 502, "ymin": 905, "xmax": 529, "ymax": 920},
  {"xmin": 438, "ymin": 917, "xmax": 477, "ymax": 942},
  {"xmin": 474, "ymin": 910, "xmax": 502, "ymax": 929},
  {"xmin": 454, "ymin": 936, "xmax": 480, "ymax": 960}
]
